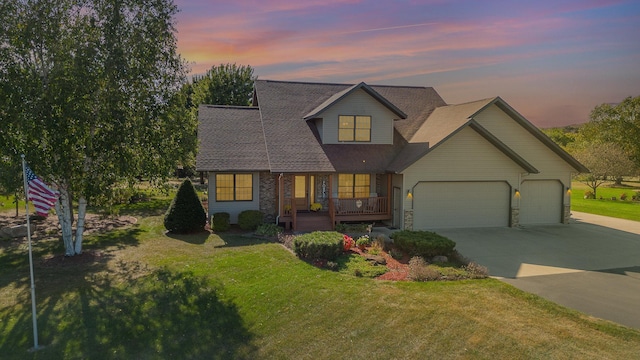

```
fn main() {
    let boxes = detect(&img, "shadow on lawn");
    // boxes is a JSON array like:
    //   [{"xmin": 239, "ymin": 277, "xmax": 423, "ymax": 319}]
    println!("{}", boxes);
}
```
[
  {"xmin": 215, "ymin": 232, "xmax": 273, "ymax": 248},
  {"xmin": 165, "ymin": 230, "xmax": 210, "ymax": 245},
  {"xmin": 0, "ymin": 263, "xmax": 257, "ymax": 359}
]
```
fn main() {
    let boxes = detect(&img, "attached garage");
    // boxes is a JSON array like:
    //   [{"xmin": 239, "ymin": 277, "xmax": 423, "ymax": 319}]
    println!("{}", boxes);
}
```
[
  {"xmin": 413, "ymin": 181, "xmax": 511, "ymax": 229},
  {"xmin": 519, "ymin": 180, "xmax": 563, "ymax": 225}
]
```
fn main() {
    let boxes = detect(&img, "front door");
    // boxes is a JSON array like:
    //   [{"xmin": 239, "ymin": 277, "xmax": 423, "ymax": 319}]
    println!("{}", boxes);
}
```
[{"xmin": 294, "ymin": 175, "xmax": 315, "ymax": 211}]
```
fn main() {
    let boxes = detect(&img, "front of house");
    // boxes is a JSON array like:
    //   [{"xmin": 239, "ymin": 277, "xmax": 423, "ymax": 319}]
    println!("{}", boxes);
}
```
[{"xmin": 197, "ymin": 80, "xmax": 588, "ymax": 231}]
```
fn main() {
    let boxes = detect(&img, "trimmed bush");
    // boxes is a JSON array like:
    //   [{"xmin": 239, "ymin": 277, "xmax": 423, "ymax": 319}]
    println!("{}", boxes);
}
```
[
  {"xmin": 255, "ymin": 223, "xmax": 283, "ymax": 237},
  {"xmin": 238, "ymin": 210, "xmax": 264, "ymax": 230},
  {"xmin": 163, "ymin": 179, "xmax": 207, "ymax": 234},
  {"xmin": 391, "ymin": 230, "xmax": 456, "ymax": 258},
  {"xmin": 211, "ymin": 212, "xmax": 230, "ymax": 232},
  {"xmin": 293, "ymin": 231, "xmax": 343, "ymax": 261}
]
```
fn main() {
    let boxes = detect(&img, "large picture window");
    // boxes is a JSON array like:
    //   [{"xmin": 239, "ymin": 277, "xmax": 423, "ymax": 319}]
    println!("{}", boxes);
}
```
[
  {"xmin": 338, "ymin": 115, "xmax": 371, "ymax": 142},
  {"xmin": 338, "ymin": 174, "xmax": 370, "ymax": 198},
  {"xmin": 216, "ymin": 173, "xmax": 253, "ymax": 201}
]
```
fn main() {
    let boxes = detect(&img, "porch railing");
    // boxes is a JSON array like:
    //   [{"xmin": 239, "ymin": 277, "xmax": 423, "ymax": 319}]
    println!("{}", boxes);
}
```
[{"xmin": 331, "ymin": 197, "xmax": 388, "ymax": 216}]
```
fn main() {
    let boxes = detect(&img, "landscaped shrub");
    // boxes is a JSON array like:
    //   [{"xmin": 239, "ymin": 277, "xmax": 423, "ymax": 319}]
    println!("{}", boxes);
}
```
[
  {"xmin": 408, "ymin": 256, "xmax": 440, "ymax": 281},
  {"xmin": 211, "ymin": 212, "xmax": 230, "ymax": 232},
  {"xmin": 465, "ymin": 262, "xmax": 489, "ymax": 279},
  {"xmin": 356, "ymin": 235, "xmax": 371, "ymax": 249},
  {"xmin": 391, "ymin": 230, "xmax": 456, "ymax": 258},
  {"xmin": 255, "ymin": 223, "xmax": 283, "ymax": 237},
  {"xmin": 163, "ymin": 179, "xmax": 207, "ymax": 234},
  {"xmin": 238, "ymin": 210, "xmax": 264, "ymax": 230},
  {"xmin": 293, "ymin": 231, "xmax": 343, "ymax": 261}
]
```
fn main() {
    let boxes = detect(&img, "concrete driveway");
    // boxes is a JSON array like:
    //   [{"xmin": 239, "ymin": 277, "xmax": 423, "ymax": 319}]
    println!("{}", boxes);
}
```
[{"xmin": 434, "ymin": 212, "xmax": 640, "ymax": 330}]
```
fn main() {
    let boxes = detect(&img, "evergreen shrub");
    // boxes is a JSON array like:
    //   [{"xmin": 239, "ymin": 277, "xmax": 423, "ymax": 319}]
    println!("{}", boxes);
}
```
[
  {"xmin": 163, "ymin": 179, "xmax": 207, "ymax": 233},
  {"xmin": 212, "ymin": 212, "xmax": 230, "ymax": 232},
  {"xmin": 293, "ymin": 231, "xmax": 343, "ymax": 261},
  {"xmin": 391, "ymin": 230, "xmax": 456, "ymax": 258},
  {"xmin": 238, "ymin": 210, "xmax": 264, "ymax": 230}
]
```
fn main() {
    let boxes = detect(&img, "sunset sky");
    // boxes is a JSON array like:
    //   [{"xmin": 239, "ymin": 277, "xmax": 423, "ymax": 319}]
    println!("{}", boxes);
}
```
[{"xmin": 173, "ymin": 0, "xmax": 640, "ymax": 128}]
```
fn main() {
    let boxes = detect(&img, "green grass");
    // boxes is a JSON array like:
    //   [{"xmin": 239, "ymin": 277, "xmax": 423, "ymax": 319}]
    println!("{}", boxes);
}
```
[
  {"xmin": 2, "ymin": 202, "xmax": 640, "ymax": 359},
  {"xmin": 571, "ymin": 181, "xmax": 640, "ymax": 221}
]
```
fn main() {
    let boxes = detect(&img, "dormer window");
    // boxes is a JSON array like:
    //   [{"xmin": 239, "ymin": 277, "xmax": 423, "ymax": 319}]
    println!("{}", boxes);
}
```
[{"xmin": 338, "ymin": 115, "xmax": 371, "ymax": 142}]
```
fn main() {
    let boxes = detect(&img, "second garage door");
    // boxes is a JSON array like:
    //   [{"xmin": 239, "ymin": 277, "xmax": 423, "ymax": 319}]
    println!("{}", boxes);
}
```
[
  {"xmin": 519, "ymin": 180, "xmax": 563, "ymax": 225},
  {"xmin": 413, "ymin": 181, "xmax": 510, "ymax": 229}
]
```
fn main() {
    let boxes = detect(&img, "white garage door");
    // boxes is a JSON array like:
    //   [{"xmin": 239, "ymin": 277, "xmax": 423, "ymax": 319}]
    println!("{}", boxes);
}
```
[
  {"xmin": 520, "ymin": 180, "xmax": 562, "ymax": 224},
  {"xmin": 414, "ymin": 182, "xmax": 510, "ymax": 229}
]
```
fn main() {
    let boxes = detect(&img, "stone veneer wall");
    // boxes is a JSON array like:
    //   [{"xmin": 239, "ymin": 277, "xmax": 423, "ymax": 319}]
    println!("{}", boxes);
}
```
[
  {"xmin": 510, "ymin": 208, "xmax": 519, "ymax": 227},
  {"xmin": 259, "ymin": 172, "xmax": 277, "ymax": 223},
  {"xmin": 403, "ymin": 209, "xmax": 413, "ymax": 230},
  {"xmin": 563, "ymin": 204, "xmax": 571, "ymax": 224}
]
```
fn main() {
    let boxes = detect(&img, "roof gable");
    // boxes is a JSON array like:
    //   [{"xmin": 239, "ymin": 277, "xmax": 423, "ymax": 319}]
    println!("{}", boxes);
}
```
[{"xmin": 303, "ymin": 82, "xmax": 407, "ymax": 120}]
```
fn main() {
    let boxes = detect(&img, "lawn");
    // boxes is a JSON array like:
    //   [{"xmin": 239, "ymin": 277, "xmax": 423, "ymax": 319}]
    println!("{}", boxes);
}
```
[
  {"xmin": 2, "ymin": 201, "xmax": 640, "ymax": 359},
  {"xmin": 571, "ymin": 180, "xmax": 640, "ymax": 221}
]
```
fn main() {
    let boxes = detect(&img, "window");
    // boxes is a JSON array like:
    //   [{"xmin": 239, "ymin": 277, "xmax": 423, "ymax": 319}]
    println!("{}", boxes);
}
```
[
  {"xmin": 338, "ymin": 115, "xmax": 371, "ymax": 142},
  {"xmin": 338, "ymin": 174, "xmax": 370, "ymax": 198},
  {"xmin": 216, "ymin": 174, "xmax": 253, "ymax": 201}
]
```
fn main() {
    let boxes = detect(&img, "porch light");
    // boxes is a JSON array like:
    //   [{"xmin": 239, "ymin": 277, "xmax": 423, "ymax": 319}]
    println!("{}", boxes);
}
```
[
  {"xmin": 514, "ymin": 189, "xmax": 520, "ymax": 199},
  {"xmin": 566, "ymin": 187, "xmax": 571, "ymax": 195},
  {"xmin": 406, "ymin": 190, "xmax": 413, "ymax": 200}
]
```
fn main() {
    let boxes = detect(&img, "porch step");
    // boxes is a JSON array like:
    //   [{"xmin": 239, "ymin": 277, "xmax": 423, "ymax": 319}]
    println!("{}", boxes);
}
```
[{"xmin": 295, "ymin": 213, "xmax": 333, "ymax": 232}]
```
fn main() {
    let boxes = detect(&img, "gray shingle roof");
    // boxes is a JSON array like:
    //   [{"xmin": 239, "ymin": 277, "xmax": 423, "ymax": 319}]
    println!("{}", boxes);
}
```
[
  {"xmin": 196, "ymin": 80, "xmax": 587, "ymax": 174},
  {"xmin": 196, "ymin": 105, "xmax": 269, "ymax": 171}
]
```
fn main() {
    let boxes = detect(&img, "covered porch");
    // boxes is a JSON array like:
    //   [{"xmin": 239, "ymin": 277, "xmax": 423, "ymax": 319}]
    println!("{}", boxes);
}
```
[{"xmin": 278, "ymin": 173, "xmax": 393, "ymax": 231}]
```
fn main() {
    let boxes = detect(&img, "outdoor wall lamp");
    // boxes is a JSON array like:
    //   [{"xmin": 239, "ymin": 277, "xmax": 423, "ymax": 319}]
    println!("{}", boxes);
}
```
[
  {"xmin": 566, "ymin": 187, "xmax": 571, "ymax": 195},
  {"xmin": 406, "ymin": 190, "xmax": 413, "ymax": 200},
  {"xmin": 514, "ymin": 189, "xmax": 520, "ymax": 199}
]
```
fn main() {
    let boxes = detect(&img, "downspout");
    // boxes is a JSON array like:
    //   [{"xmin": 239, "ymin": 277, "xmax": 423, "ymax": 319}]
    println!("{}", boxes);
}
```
[{"xmin": 275, "ymin": 173, "xmax": 283, "ymax": 224}]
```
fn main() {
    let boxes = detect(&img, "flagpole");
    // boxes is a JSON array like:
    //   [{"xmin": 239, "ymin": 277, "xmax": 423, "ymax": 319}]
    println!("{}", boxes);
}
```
[{"xmin": 21, "ymin": 154, "xmax": 40, "ymax": 351}]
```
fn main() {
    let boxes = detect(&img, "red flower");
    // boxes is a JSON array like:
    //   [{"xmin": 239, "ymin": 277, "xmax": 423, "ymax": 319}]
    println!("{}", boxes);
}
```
[{"xmin": 343, "ymin": 234, "xmax": 354, "ymax": 251}]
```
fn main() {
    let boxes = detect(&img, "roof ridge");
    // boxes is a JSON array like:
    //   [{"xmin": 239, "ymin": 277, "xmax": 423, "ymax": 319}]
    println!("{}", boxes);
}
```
[
  {"xmin": 200, "ymin": 105, "xmax": 258, "ymax": 110},
  {"xmin": 445, "ymin": 97, "xmax": 497, "ymax": 107},
  {"xmin": 257, "ymin": 79, "xmax": 433, "ymax": 90},
  {"xmin": 257, "ymin": 79, "xmax": 352, "ymax": 86}
]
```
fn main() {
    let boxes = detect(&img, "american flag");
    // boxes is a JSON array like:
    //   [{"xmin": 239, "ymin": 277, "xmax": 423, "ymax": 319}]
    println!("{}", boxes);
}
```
[{"xmin": 25, "ymin": 166, "xmax": 59, "ymax": 217}]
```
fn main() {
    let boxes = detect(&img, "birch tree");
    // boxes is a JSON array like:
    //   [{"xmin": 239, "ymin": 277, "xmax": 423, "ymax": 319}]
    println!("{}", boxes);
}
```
[{"xmin": 0, "ymin": 0, "xmax": 192, "ymax": 255}]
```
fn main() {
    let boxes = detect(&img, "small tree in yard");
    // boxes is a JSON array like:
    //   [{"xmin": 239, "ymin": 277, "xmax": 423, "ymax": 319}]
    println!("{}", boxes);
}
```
[
  {"xmin": 164, "ymin": 180, "xmax": 207, "ymax": 234},
  {"xmin": 572, "ymin": 142, "xmax": 637, "ymax": 198}
]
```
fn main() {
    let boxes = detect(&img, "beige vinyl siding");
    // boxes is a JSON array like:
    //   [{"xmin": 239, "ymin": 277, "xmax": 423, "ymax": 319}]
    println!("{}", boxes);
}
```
[
  {"xmin": 317, "ymin": 88, "xmax": 396, "ymax": 144},
  {"xmin": 400, "ymin": 127, "xmax": 523, "ymax": 228},
  {"xmin": 208, "ymin": 172, "xmax": 260, "ymax": 224},
  {"xmin": 473, "ymin": 104, "xmax": 574, "ymax": 185}
]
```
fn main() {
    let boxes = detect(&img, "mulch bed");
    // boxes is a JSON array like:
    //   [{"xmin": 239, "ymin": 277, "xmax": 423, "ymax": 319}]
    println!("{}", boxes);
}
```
[{"xmin": 350, "ymin": 246, "xmax": 411, "ymax": 281}]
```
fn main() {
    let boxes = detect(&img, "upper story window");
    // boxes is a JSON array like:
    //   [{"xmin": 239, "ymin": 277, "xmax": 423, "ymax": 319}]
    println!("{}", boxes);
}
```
[
  {"xmin": 338, "ymin": 115, "xmax": 371, "ymax": 142},
  {"xmin": 216, "ymin": 173, "xmax": 253, "ymax": 201}
]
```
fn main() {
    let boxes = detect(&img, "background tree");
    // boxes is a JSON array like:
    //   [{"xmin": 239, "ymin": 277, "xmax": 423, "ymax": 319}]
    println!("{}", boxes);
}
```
[
  {"xmin": 191, "ymin": 63, "xmax": 256, "ymax": 106},
  {"xmin": 580, "ymin": 96, "xmax": 640, "ymax": 168},
  {"xmin": 572, "ymin": 142, "xmax": 637, "ymax": 198},
  {"xmin": 0, "ymin": 0, "xmax": 192, "ymax": 255}
]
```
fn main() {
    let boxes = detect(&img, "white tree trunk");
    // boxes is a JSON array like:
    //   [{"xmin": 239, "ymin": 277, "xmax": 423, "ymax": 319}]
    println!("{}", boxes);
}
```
[
  {"xmin": 54, "ymin": 187, "xmax": 87, "ymax": 256},
  {"xmin": 74, "ymin": 197, "xmax": 87, "ymax": 254},
  {"xmin": 55, "ymin": 187, "xmax": 75, "ymax": 256}
]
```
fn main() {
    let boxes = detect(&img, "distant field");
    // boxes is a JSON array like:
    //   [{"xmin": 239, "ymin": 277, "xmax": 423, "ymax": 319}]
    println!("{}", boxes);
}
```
[{"xmin": 571, "ymin": 181, "xmax": 640, "ymax": 222}]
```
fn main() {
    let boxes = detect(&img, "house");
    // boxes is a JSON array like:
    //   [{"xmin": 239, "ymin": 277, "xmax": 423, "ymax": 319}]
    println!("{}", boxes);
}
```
[{"xmin": 196, "ymin": 80, "xmax": 588, "ymax": 231}]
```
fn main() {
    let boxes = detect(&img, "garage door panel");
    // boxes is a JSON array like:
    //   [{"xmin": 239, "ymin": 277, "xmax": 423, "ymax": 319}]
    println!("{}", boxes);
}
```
[
  {"xmin": 520, "ymin": 180, "xmax": 562, "ymax": 224},
  {"xmin": 414, "ymin": 182, "xmax": 510, "ymax": 229}
]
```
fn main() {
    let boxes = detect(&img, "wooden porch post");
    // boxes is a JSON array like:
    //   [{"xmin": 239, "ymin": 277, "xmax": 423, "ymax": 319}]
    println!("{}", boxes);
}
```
[
  {"xmin": 291, "ymin": 174, "xmax": 296, "ymax": 230},
  {"xmin": 387, "ymin": 173, "xmax": 392, "ymax": 215}
]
